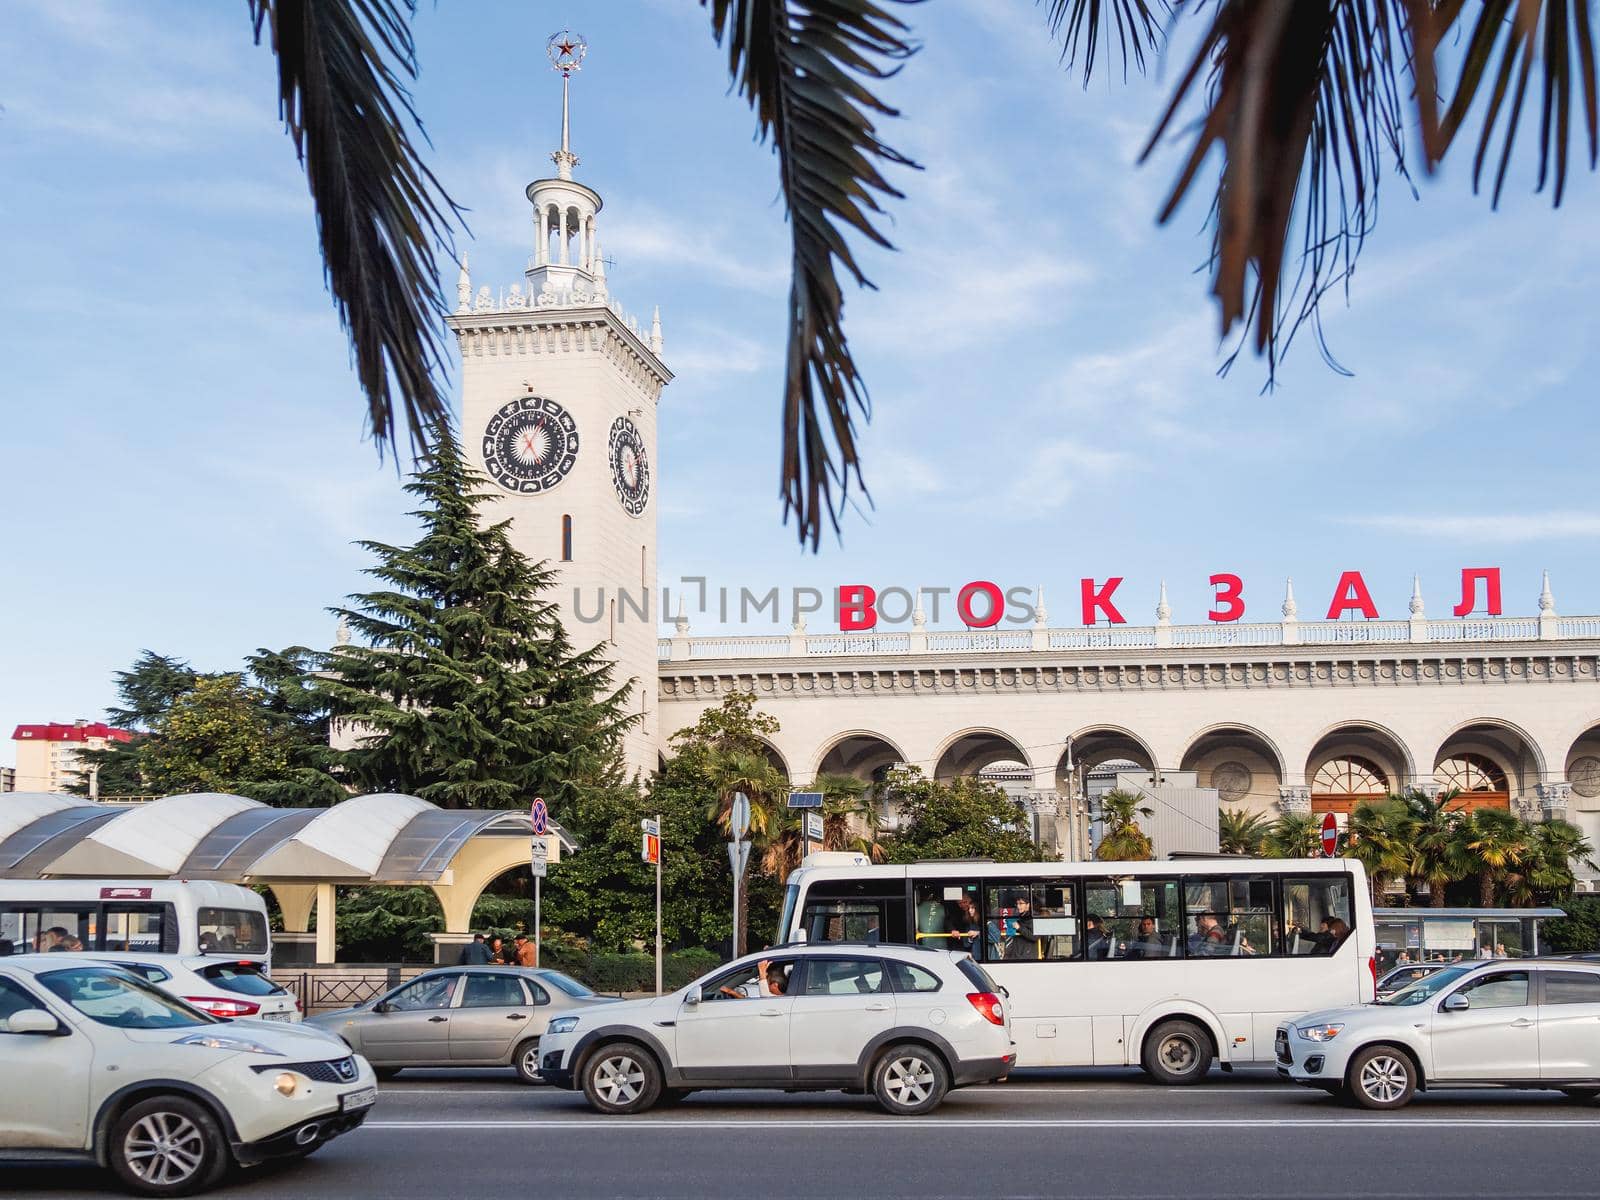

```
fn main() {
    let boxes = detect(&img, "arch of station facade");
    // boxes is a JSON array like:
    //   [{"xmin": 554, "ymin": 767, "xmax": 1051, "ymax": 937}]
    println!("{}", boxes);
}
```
[
  {"xmin": 1179, "ymin": 723, "xmax": 1288, "ymax": 817},
  {"xmin": 811, "ymin": 731, "xmax": 907, "ymax": 784},
  {"xmin": 932, "ymin": 728, "xmax": 1034, "ymax": 783},
  {"xmin": 1053, "ymin": 726, "xmax": 1157, "ymax": 792},
  {"xmin": 1565, "ymin": 721, "xmax": 1600, "ymax": 802},
  {"xmin": 1431, "ymin": 718, "xmax": 1545, "ymax": 811},
  {"xmin": 1305, "ymin": 722, "xmax": 1415, "ymax": 814}
]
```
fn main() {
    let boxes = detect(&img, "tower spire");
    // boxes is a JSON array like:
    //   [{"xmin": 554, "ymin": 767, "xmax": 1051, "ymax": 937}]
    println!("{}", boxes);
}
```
[{"xmin": 547, "ymin": 31, "xmax": 587, "ymax": 181}]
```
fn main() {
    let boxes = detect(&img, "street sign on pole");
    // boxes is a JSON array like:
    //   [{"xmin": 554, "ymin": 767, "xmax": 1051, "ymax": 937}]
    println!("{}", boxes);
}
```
[
  {"xmin": 1320, "ymin": 812, "xmax": 1339, "ymax": 858},
  {"xmin": 652, "ymin": 813, "xmax": 663, "ymax": 996},
  {"xmin": 531, "ymin": 797, "xmax": 549, "ymax": 837},
  {"xmin": 804, "ymin": 812, "xmax": 824, "ymax": 842},
  {"xmin": 787, "ymin": 791, "xmax": 823, "ymax": 809},
  {"xmin": 529, "ymin": 834, "xmax": 549, "ymax": 969},
  {"xmin": 728, "ymin": 837, "xmax": 751, "ymax": 957},
  {"xmin": 730, "ymin": 792, "xmax": 751, "ymax": 840},
  {"xmin": 641, "ymin": 832, "xmax": 660, "ymax": 864}
]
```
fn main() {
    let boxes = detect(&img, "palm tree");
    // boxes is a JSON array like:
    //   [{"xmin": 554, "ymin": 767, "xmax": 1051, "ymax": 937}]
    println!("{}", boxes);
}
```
[
  {"xmin": 1096, "ymin": 790, "xmax": 1155, "ymax": 861},
  {"xmin": 1344, "ymin": 799, "xmax": 1414, "ymax": 903},
  {"xmin": 1402, "ymin": 789, "xmax": 1471, "ymax": 908},
  {"xmin": 1263, "ymin": 812, "xmax": 1322, "ymax": 859},
  {"xmin": 213, "ymin": 3, "xmax": 1596, "ymax": 549},
  {"xmin": 704, "ymin": 749, "xmax": 785, "ymax": 955},
  {"xmin": 814, "ymin": 773, "xmax": 888, "ymax": 861},
  {"xmin": 1457, "ymin": 807, "xmax": 1532, "ymax": 907},
  {"xmin": 1218, "ymin": 807, "xmax": 1270, "ymax": 856},
  {"xmin": 1520, "ymin": 819, "xmax": 1597, "ymax": 904}
]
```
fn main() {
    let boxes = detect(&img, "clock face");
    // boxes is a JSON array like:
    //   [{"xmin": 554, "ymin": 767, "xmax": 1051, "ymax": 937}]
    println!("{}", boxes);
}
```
[
  {"xmin": 608, "ymin": 416, "xmax": 650, "ymax": 516},
  {"xmin": 483, "ymin": 396, "xmax": 578, "ymax": 494}
]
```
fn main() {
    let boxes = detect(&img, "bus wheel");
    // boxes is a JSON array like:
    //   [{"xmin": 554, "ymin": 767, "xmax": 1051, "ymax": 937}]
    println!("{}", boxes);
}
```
[{"xmin": 1142, "ymin": 1019, "xmax": 1213, "ymax": 1085}]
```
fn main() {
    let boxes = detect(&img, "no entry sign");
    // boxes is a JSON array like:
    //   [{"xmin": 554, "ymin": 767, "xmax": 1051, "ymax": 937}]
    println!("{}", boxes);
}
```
[{"xmin": 1321, "ymin": 812, "xmax": 1339, "ymax": 858}]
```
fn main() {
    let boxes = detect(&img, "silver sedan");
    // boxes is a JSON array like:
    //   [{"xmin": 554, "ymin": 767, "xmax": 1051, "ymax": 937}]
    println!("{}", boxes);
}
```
[{"xmin": 306, "ymin": 967, "xmax": 614, "ymax": 1084}]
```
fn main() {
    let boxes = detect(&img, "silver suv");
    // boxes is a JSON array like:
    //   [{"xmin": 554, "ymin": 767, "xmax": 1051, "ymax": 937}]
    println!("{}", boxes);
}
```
[
  {"xmin": 538, "ymin": 944, "xmax": 1016, "ymax": 1115},
  {"xmin": 1278, "ymin": 957, "xmax": 1600, "ymax": 1108}
]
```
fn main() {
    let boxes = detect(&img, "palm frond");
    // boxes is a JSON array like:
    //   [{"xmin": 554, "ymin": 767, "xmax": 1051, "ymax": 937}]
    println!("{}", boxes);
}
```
[
  {"xmin": 249, "ymin": 0, "xmax": 463, "ymax": 460},
  {"xmin": 1040, "ymin": 0, "xmax": 1167, "ymax": 85},
  {"xmin": 704, "ymin": 0, "xmax": 918, "ymax": 550},
  {"xmin": 1140, "ymin": 0, "xmax": 1438, "ymax": 377},
  {"xmin": 1436, "ymin": 0, "xmax": 1599, "ymax": 207}
]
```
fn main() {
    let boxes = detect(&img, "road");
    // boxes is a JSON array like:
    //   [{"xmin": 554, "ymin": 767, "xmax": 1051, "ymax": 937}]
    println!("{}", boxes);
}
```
[{"xmin": 11, "ymin": 1067, "xmax": 1600, "ymax": 1199}]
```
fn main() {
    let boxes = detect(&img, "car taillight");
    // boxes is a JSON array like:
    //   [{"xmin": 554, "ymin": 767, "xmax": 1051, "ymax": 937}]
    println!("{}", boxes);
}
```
[
  {"xmin": 1369, "ymin": 957, "xmax": 1378, "ymax": 985},
  {"xmin": 184, "ymin": 996, "xmax": 260, "ymax": 1018},
  {"xmin": 966, "ymin": 992, "xmax": 1005, "ymax": 1026}
]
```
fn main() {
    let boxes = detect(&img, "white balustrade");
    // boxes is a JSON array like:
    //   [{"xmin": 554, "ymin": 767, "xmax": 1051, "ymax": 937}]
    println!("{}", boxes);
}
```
[
  {"xmin": 651, "ymin": 617, "xmax": 1600, "ymax": 663},
  {"xmin": 1295, "ymin": 620, "xmax": 1412, "ymax": 644},
  {"xmin": 1427, "ymin": 618, "xmax": 1539, "ymax": 641}
]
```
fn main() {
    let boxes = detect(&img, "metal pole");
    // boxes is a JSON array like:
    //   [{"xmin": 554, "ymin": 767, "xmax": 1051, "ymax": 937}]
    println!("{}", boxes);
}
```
[
  {"xmin": 534, "ymin": 875, "xmax": 542, "ymax": 968},
  {"xmin": 732, "ymin": 854, "xmax": 740, "ymax": 958},
  {"xmin": 654, "ymin": 813, "xmax": 663, "ymax": 996}
]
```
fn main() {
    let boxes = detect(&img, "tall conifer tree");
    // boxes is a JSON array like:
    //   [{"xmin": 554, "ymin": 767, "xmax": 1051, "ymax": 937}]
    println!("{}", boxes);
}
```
[{"xmin": 318, "ymin": 424, "xmax": 633, "ymax": 809}]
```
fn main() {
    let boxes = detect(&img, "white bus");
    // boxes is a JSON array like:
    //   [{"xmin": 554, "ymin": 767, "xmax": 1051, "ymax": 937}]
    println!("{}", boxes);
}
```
[
  {"xmin": 0, "ymin": 880, "xmax": 271, "ymax": 965},
  {"xmin": 780, "ymin": 855, "xmax": 1375, "ymax": 1082}
]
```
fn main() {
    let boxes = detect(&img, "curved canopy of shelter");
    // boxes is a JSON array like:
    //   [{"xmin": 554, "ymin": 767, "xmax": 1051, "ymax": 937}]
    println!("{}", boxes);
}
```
[{"xmin": 0, "ymin": 792, "xmax": 569, "ymax": 882}]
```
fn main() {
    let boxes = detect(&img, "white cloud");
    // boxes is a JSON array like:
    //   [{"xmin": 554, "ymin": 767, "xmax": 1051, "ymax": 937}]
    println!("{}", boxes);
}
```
[
  {"xmin": 1000, "ymin": 438, "xmax": 1131, "ymax": 511},
  {"xmin": 602, "ymin": 207, "xmax": 789, "ymax": 292},
  {"xmin": 1340, "ymin": 513, "xmax": 1600, "ymax": 541},
  {"xmin": 661, "ymin": 331, "xmax": 767, "ymax": 378}
]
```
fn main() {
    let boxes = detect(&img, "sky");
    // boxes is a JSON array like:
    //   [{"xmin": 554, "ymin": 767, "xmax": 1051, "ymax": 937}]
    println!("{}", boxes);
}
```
[{"xmin": 3, "ymin": 0, "xmax": 1599, "ymax": 763}]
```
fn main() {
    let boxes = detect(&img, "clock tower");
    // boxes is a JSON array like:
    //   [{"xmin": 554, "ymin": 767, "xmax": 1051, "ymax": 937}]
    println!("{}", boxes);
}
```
[{"xmin": 446, "ymin": 33, "xmax": 671, "ymax": 781}]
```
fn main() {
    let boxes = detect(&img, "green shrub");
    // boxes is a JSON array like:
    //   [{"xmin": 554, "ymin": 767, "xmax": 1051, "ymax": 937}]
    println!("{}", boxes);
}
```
[
  {"xmin": 664, "ymin": 947, "xmax": 722, "ymax": 990},
  {"xmin": 1544, "ymin": 897, "xmax": 1600, "ymax": 953},
  {"xmin": 539, "ymin": 941, "xmax": 591, "ymax": 981},
  {"xmin": 587, "ymin": 951, "xmax": 655, "ymax": 994}
]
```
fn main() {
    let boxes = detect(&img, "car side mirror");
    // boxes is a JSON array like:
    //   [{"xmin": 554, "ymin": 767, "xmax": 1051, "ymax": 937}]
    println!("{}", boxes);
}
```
[
  {"xmin": 373, "ymin": 1000, "xmax": 393, "ymax": 1014},
  {"xmin": 1442, "ymin": 993, "xmax": 1470, "ymax": 1013},
  {"xmin": 683, "ymin": 992, "xmax": 700, "ymax": 1007},
  {"xmin": 6, "ymin": 1009, "xmax": 64, "ymax": 1035}
]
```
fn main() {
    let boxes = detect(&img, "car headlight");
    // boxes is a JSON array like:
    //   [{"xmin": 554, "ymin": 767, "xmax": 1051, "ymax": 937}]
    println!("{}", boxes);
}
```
[
  {"xmin": 546, "ymin": 1016, "xmax": 580, "ymax": 1035},
  {"xmin": 175, "ymin": 1032, "xmax": 284, "ymax": 1055},
  {"xmin": 274, "ymin": 1072, "xmax": 300, "ymax": 1096},
  {"xmin": 1296, "ymin": 1023, "xmax": 1345, "ymax": 1043}
]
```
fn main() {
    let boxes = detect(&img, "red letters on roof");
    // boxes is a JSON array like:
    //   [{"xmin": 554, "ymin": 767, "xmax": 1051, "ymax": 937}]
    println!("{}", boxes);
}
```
[{"xmin": 10, "ymin": 723, "xmax": 133, "ymax": 743}]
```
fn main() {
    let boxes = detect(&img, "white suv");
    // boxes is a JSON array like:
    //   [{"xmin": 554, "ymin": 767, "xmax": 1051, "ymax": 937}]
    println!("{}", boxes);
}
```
[
  {"xmin": 0, "ymin": 955, "xmax": 376, "ymax": 1195},
  {"xmin": 82, "ymin": 953, "xmax": 301, "ymax": 1023},
  {"xmin": 1277, "ymin": 958, "xmax": 1600, "ymax": 1109},
  {"xmin": 538, "ymin": 944, "xmax": 1016, "ymax": 1115}
]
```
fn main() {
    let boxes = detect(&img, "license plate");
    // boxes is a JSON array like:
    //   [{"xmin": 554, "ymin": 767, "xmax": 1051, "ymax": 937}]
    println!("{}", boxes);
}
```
[
  {"xmin": 340, "ymin": 1086, "xmax": 378, "ymax": 1112},
  {"xmin": 261, "ymin": 1011, "xmax": 293, "ymax": 1022}
]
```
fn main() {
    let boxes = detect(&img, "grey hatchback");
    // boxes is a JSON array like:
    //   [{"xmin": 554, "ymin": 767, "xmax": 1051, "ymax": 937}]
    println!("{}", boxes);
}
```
[{"xmin": 306, "ymin": 967, "xmax": 614, "ymax": 1084}]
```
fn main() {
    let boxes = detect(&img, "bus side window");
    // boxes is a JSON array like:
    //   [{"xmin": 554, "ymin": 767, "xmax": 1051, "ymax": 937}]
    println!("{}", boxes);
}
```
[
  {"xmin": 983, "ymin": 881, "xmax": 1079, "ymax": 961},
  {"xmin": 1281, "ymin": 877, "xmax": 1355, "ymax": 956},
  {"xmin": 1182, "ymin": 876, "xmax": 1278, "ymax": 957},
  {"xmin": 1084, "ymin": 879, "xmax": 1180, "ymax": 960},
  {"xmin": 101, "ymin": 905, "xmax": 166, "ymax": 953},
  {"xmin": 913, "ymin": 880, "xmax": 982, "ymax": 958}
]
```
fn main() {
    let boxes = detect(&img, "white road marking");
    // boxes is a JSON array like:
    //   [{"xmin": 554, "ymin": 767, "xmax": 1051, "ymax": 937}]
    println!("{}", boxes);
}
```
[{"xmin": 359, "ymin": 1117, "xmax": 1600, "ymax": 1131}]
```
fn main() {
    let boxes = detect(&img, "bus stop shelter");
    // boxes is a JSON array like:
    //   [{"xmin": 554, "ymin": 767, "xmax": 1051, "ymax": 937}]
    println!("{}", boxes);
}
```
[{"xmin": 0, "ymin": 792, "xmax": 569, "ymax": 963}]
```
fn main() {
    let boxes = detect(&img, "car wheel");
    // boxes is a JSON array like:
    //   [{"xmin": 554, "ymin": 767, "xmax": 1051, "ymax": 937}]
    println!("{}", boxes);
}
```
[
  {"xmin": 581, "ymin": 1042, "xmax": 663, "ymax": 1115},
  {"xmin": 374, "ymin": 1067, "xmax": 402, "ymax": 1082},
  {"xmin": 872, "ymin": 1043, "xmax": 949, "ymax": 1116},
  {"xmin": 107, "ymin": 1095, "xmax": 230, "ymax": 1197},
  {"xmin": 1142, "ymin": 1019, "xmax": 1213, "ymax": 1086},
  {"xmin": 1348, "ymin": 1045, "xmax": 1417, "ymax": 1110},
  {"xmin": 514, "ymin": 1038, "xmax": 543, "ymax": 1085}
]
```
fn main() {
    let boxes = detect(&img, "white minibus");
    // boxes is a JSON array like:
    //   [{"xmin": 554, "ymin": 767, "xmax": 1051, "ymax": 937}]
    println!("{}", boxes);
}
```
[
  {"xmin": 780, "ymin": 855, "xmax": 1375, "ymax": 1082},
  {"xmin": 0, "ymin": 879, "xmax": 271, "ymax": 964}
]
